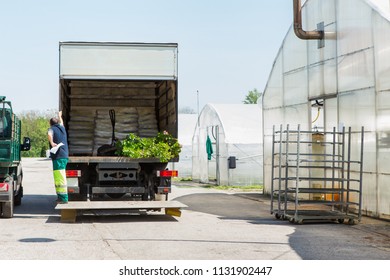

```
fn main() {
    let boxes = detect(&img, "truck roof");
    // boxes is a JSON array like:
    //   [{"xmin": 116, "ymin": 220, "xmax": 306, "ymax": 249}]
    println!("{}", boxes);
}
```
[{"xmin": 59, "ymin": 41, "xmax": 178, "ymax": 81}]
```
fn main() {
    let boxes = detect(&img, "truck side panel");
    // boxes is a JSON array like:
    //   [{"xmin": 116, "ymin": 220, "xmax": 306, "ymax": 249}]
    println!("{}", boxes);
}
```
[{"xmin": 0, "ymin": 112, "xmax": 21, "ymax": 165}]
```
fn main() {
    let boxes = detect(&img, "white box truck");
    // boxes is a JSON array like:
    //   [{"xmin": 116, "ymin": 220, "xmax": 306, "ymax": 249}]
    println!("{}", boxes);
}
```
[{"xmin": 58, "ymin": 41, "xmax": 179, "ymax": 202}]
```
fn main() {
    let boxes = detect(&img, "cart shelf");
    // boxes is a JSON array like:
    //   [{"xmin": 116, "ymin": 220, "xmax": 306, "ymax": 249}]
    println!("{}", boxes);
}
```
[{"xmin": 270, "ymin": 124, "xmax": 364, "ymax": 225}]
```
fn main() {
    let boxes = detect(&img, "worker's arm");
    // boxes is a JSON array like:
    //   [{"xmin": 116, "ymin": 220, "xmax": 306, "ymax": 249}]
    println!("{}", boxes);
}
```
[
  {"xmin": 58, "ymin": 111, "xmax": 64, "ymax": 126},
  {"xmin": 48, "ymin": 129, "xmax": 57, "ymax": 148}
]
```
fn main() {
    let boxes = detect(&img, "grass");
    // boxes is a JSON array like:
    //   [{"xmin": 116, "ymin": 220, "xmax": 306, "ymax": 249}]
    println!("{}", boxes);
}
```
[
  {"xmin": 173, "ymin": 177, "xmax": 263, "ymax": 191},
  {"xmin": 203, "ymin": 185, "xmax": 263, "ymax": 191},
  {"xmin": 173, "ymin": 177, "xmax": 192, "ymax": 182}
]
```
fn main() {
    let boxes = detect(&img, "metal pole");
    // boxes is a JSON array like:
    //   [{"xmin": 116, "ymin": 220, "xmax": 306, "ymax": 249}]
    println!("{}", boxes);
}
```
[
  {"xmin": 284, "ymin": 124, "xmax": 290, "ymax": 217},
  {"xmin": 197, "ymin": 90, "xmax": 200, "ymax": 127},
  {"xmin": 271, "ymin": 125, "xmax": 276, "ymax": 214},
  {"xmin": 346, "ymin": 127, "xmax": 352, "ymax": 215},
  {"xmin": 295, "ymin": 124, "xmax": 300, "ymax": 220},
  {"xmin": 358, "ymin": 126, "xmax": 364, "ymax": 221},
  {"xmin": 331, "ymin": 127, "xmax": 336, "ymax": 209},
  {"xmin": 216, "ymin": 125, "xmax": 220, "ymax": 186},
  {"xmin": 340, "ymin": 127, "xmax": 346, "ymax": 213}
]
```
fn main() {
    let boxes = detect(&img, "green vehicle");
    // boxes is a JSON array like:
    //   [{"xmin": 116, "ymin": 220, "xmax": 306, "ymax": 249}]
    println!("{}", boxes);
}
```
[{"xmin": 0, "ymin": 96, "xmax": 30, "ymax": 218}]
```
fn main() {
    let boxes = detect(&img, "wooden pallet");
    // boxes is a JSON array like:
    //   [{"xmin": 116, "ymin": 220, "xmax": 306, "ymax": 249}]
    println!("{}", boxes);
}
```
[{"xmin": 55, "ymin": 200, "xmax": 187, "ymax": 223}]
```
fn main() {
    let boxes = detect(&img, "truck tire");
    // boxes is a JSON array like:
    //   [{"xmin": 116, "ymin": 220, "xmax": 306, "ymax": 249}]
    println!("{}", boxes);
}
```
[
  {"xmin": 2, "ymin": 202, "xmax": 14, "ymax": 218},
  {"xmin": 1, "ymin": 193, "xmax": 14, "ymax": 218},
  {"xmin": 14, "ymin": 186, "xmax": 23, "ymax": 206},
  {"xmin": 14, "ymin": 171, "xmax": 23, "ymax": 206},
  {"xmin": 1, "ymin": 176, "xmax": 14, "ymax": 218}
]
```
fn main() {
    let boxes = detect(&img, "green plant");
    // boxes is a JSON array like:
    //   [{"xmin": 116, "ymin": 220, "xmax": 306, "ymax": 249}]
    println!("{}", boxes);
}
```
[
  {"xmin": 243, "ymin": 88, "xmax": 262, "ymax": 104},
  {"xmin": 116, "ymin": 131, "xmax": 181, "ymax": 162},
  {"xmin": 20, "ymin": 110, "xmax": 52, "ymax": 157}
]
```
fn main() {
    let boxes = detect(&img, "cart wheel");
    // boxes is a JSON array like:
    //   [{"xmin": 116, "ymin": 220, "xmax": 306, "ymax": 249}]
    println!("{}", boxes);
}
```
[
  {"xmin": 338, "ymin": 219, "xmax": 345, "ymax": 224},
  {"xmin": 348, "ymin": 219, "xmax": 356, "ymax": 225},
  {"xmin": 275, "ymin": 213, "xmax": 281, "ymax": 219}
]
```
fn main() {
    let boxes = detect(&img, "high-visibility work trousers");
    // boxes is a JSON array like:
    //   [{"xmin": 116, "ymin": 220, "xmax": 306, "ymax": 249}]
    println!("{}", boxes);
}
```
[{"xmin": 52, "ymin": 158, "xmax": 68, "ymax": 203}]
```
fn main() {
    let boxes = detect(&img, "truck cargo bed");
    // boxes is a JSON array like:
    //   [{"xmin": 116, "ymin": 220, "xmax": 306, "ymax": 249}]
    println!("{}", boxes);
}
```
[{"xmin": 68, "ymin": 156, "xmax": 164, "ymax": 164}]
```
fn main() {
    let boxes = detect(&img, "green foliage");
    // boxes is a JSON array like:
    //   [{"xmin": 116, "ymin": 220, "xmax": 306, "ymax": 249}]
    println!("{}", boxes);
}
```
[
  {"xmin": 19, "ymin": 110, "xmax": 53, "ymax": 157},
  {"xmin": 178, "ymin": 106, "xmax": 196, "ymax": 114},
  {"xmin": 117, "ymin": 131, "xmax": 181, "ymax": 163},
  {"xmin": 243, "ymin": 88, "xmax": 262, "ymax": 104}
]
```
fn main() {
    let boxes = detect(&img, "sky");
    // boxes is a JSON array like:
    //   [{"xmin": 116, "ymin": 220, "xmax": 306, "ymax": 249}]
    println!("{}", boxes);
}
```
[{"xmin": 0, "ymin": 0, "xmax": 293, "ymax": 114}]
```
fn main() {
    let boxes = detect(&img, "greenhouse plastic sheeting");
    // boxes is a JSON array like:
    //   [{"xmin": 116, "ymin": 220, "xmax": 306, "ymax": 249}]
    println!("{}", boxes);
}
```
[
  {"xmin": 167, "ymin": 114, "xmax": 198, "ymax": 178},
  {"xmin": 192, "ymin": 104, "xmax": 262, "ymax": 186},
  {"xmin": 263, "ymin": 0, "xmax": 390, "ymax": 219}
]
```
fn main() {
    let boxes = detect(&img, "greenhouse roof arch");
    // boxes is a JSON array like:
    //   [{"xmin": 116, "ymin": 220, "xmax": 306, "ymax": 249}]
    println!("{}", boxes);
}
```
[{"xmin": 199, "ymin": 103, "xmax": 262, "ymax": 144}]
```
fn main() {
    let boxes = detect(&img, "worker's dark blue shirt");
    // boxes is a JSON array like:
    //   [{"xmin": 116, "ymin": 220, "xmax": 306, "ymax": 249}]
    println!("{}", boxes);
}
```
[{"xmin": 49, "ymin": 124, "xmax": 69, "ymax": 160}]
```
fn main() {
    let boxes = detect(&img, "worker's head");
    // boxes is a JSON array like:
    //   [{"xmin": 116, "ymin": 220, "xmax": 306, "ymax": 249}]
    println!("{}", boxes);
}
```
[{"xmin": 50, "ymin": 117, "xmax": 59, "ymax": 126}]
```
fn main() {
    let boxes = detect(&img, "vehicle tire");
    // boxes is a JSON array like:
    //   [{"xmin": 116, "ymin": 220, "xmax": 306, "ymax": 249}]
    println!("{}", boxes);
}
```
[
  {"xmin": 141, "ymin": 192, "xmax": 149, "ymax": 201},
  {"xmin": 14, "ymin": 170, "xmax": 23, "ymax": 206},
  {"xmin": 148, "ymin": 189, "xmax": 155, "ymax": 201},
  {"xmin": 14, "ymin": 186, "xmax": 23, "ymax": 206},
  {"xmin": 1, "ymin": 176, "xmax": 14, "ymax": 218},
  {"xmin": 2, "ymin": 192, "xmax": 14, "ymax": 218}
]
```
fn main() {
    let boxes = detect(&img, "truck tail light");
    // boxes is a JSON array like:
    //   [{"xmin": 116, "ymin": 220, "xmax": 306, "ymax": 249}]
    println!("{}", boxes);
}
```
[
  {"xmin": 157, "ymin": 170, "xmax": 178, "ymax": 177},
  {"xmin": 0, "ymin": 183, "xmax": 9, "ymax": 192},
  {"xmin": 66, "ymin": 170, "xmax": 81, "ymax": 178}
]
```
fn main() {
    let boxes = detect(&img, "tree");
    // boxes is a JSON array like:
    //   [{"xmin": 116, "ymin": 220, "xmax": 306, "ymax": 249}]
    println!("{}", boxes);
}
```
[
  {"xmin": 178, "ymin": 106, "xmax": 196, "ymax": 114},
  {"xmin": 20, "ymin": 110, "xmax": 53, "ymax": 157},
  {"xmin": 243, "ymin": 88, "xmax": 262, "ymax": 104}
]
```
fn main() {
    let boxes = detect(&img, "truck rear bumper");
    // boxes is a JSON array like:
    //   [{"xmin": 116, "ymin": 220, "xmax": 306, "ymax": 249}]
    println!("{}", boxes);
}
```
[
  {"xmin": 93, "ymin": 186, "xmax": 145, "ymax": 194},
  {"xmin": 0, "ymin": 193, "xmax": 11, "ymax": 202}
]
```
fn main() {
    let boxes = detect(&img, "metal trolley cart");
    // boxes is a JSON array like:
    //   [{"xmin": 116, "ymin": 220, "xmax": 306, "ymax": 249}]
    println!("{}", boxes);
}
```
[{"xmin": 270, "ymin": 124, "xmax": 364, "ymax": 225}]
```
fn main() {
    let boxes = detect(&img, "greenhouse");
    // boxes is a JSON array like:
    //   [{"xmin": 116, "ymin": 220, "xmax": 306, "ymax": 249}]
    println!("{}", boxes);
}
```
[
  {"xmin": 192, "ymin": 104, "xmax": 262, "ymax": 186},
  {"xmin": 263, "ymin": 0, "xmax": 390, "ymax": 219},
  {"xmin": 168, "ymin": 114, "xmax": 198, "ymax": 178}
]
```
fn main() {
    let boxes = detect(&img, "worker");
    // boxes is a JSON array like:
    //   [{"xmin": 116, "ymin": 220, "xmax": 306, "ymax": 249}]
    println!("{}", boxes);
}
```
[{"xmin": 47, "ymin": 111, "xmax": 69, "ymax": 204}]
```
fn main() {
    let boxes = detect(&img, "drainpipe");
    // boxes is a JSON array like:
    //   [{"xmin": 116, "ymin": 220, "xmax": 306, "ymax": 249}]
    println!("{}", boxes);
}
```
[{"xmin": 293, "ymin": 0, "xmax": 324, "ymax": 40}]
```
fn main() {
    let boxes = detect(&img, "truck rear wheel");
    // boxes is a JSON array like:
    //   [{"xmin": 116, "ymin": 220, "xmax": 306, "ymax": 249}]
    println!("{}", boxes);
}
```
[
  {"xmin": 14, "ymin": 186, "xmax": 23, "ymax": 206},
  {"xmin": 1, "ymin": 176, "xmax": 14, "ymax": 218},
  {"xmin": 14, "ymin": 171, "xmax": 23, "ymax": 206},
  {"xmin": 1, "ymin": 193, "xmax": 14, "ymax": 218}
]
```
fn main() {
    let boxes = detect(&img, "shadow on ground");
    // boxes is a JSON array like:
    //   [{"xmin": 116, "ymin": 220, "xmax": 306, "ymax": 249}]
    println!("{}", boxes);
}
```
[
  {"xmin": 174, "ymin": 192, "xmax": 390, "ymax": 260},
  {"xmin": 14, "ymin": 194, "xmax": 57, "ymax": 216},
  {"xmin": 174, "ymin": 192, "xmax": 277, "ymax": 224}
]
